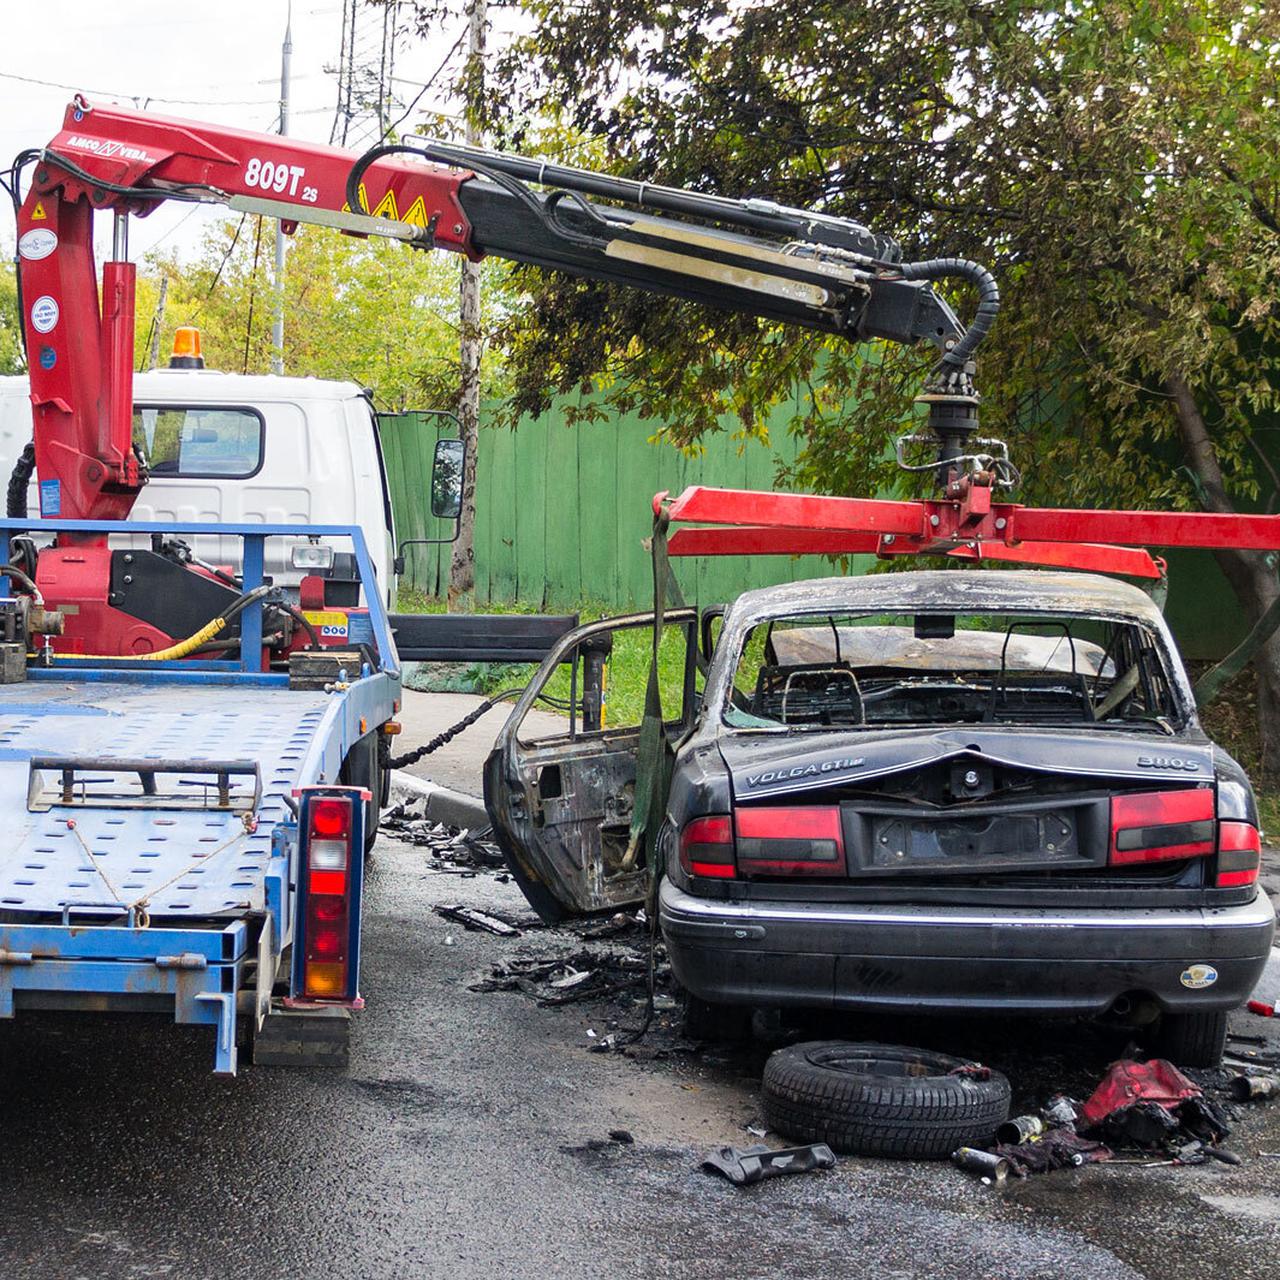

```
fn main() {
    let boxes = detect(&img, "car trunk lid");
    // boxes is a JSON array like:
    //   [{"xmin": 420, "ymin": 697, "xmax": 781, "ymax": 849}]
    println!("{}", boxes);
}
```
[{"xmin": 719, "ymin": 728, "xmax": 1215, "ymax": 881}]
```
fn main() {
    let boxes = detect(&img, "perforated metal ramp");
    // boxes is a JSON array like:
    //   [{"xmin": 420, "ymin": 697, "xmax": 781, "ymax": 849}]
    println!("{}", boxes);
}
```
[{"xmin": 0, "ymin": 681, "xmax": 338, "ymax": 920}]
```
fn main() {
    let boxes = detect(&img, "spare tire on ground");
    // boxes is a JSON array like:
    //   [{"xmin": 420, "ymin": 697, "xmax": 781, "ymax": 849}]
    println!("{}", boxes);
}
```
[{"xmin": 762, "ymin": 1041, "xmax": 1011, "ymax": 1159}]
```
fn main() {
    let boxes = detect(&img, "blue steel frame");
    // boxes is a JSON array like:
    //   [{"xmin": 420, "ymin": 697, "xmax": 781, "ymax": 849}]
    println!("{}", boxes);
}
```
[
  {"xmin": 0, "ymin": 920, "xmax": 249, "ymax": 1072},
  {"xmin": 0, "ymin": 517, "xmax": 399, "ymax": 679},
  {"xmin": 0, "ymin": 517, "xmax": 400, "ymax": 1073}
]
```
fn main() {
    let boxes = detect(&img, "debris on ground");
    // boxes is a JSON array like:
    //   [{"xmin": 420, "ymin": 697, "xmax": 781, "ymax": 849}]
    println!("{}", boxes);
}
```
[
  {"xmin": 1230, "ymin": 1073, "xmax": 1280, "ymax": 1101},
  {"xmin": 1079, "ymin": 1058, "xmax": 1232, "ymax": 1154},
  {"xmin": 469, "ymin": 947, "xmax": 656, "ymax": 1006},
  {"xmin": 996, "ymin": 1114, "xmax": 1045, "ymax": 1145},
  {"xmin": 577, "ymin": 911, "xmax": 644, "ymax": 940},
  {"xmin": 381, "ymin": 804, "xmax": 506, "ymax": 873},
  {"xmin": 952, "ymin": 1147, "xmax": 1011, "ymax": 1184},
  {"xmin": 434, "ymin": 903, "xmax": 532, "ymax": 937},
  {"xmin": 701, "ymin": 1143, "xmax": 836, "ymax": 1186},
  {"xmin": 1078, "ymin": 1058, "xmax": 1202, "ymax": 1129},
  {"xmin": 992, "ymin": 1127, "xmax": 1111, "ymax": 1175},
  {"xmin": 559, "ymin": 1132, "xmax": 638, "ymax": 1158},
  {"xmin": 948, "ymin": 1052, "xmax": 1279, "ymax": 1183}
]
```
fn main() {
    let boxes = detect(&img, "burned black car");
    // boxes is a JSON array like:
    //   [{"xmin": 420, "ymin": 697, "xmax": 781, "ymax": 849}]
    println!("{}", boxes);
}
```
[{"xmin": 485, "ymin": 571, "xmax": 1275, "ymax": 1066}]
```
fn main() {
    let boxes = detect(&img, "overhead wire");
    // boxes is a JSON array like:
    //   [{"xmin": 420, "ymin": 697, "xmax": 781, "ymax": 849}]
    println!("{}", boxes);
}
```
[{"xmin": 0, "ymin": 68, "xmax": 276, "ymax": 107}]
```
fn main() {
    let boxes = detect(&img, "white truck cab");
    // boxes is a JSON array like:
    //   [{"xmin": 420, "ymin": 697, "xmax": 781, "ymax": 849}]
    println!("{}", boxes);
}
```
[{"xmin": 0, "ymin": 366, "xmax": 398, "ymax": 601}]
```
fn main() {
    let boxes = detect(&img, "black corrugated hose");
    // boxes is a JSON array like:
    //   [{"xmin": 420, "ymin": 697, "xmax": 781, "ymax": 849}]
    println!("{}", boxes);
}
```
[
  {"xmin": 898, "ymin": 257, "xmax": 1000, "ymax": 371},
  {"xmin": 7, "ymin": 441, "xmax": 34, "ymax": 518}
]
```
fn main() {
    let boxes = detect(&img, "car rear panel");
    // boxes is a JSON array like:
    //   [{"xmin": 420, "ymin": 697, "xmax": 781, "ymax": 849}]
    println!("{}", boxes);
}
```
[
  {"xmin": 715, "ymin": 728, "xmax": 1229, "ymax": 893},
  {"xmin": 660, "ymin": 879, "xmax": 1275, "ymax": 1014}
]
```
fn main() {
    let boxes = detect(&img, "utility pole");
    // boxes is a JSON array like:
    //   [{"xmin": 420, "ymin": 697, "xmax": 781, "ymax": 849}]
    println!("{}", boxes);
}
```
[
  {"xmin": 450, "ymin": 0, "xmax": 485, "ymax": 601},
  {"xmin": 271, "ymin": 4, "xmax": 293, "ymax": 375},
  {"xmin": 146, "ymin": 275, "xmax": 167, "ymax": 370}
]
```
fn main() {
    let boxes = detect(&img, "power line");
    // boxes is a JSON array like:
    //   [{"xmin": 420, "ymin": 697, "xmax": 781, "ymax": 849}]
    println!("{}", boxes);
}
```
[{"xmin": 0, "ymin": 68, "xmax": 275, "ymax": 108}]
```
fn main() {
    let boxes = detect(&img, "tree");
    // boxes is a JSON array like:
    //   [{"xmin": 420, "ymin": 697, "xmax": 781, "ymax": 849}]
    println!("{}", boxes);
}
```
[
  {"xmin": 451, "ymin": 0, "xmax": 489, "ymax": 604},
  {"xmin": 134, "ymin": 215, "xmax": 506, "ymax": 411},
  {"xmin": 0, "ymin": 247, "xmax": 24, "ymax": 375},
  {"xmin": 481, "ymin": 0, "xmax": 1280, "ymax": 774}
]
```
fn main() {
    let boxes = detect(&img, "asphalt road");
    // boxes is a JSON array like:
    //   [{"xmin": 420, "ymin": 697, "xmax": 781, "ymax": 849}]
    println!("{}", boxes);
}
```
[{"xmin": 2, "ymin": 832, "xmax": 1280, "ymax": 1279}]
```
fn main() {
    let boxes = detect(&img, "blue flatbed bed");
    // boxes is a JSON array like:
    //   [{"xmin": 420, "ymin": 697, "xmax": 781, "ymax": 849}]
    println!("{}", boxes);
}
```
[{"xmin": 0, "ymin": 518, "xmax": 399, "ymax": 1073}]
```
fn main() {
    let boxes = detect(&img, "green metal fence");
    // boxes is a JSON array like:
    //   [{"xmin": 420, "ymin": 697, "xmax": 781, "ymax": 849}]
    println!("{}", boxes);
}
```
[
  {"xmin": 378, "ymin": 401, "xmax": 1248, "ymax": 658},
  {"xmin": 378, "ymin": 400, "xmax": 846, "ymax": 610}
]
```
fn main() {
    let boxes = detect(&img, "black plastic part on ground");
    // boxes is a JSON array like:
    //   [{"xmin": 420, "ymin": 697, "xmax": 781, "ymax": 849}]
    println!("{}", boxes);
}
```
[{"xmin": 763, "ymin": 1041, "xmax": 1012, "ymax": 1159}]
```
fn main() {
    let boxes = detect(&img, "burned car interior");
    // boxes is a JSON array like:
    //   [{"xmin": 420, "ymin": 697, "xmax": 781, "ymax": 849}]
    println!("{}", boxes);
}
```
[{"xmin": 727, "ymin": 610, "xmax": 1179, "ymax": 733}]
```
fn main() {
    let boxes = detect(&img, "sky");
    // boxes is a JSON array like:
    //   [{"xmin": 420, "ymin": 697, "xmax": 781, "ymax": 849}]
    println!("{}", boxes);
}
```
[{"xmin": 0, "ymin": 0, "xmax": 463, "ymax": 261}]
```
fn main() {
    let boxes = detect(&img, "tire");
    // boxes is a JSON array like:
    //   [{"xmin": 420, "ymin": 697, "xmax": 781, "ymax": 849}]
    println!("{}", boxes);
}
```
[
  {"xmin": 340, "ymin": 731, "xmax": 381, "ymax": 854},
  {"xmin": 683, "ymin": 994, "xmax": 753, "ymax": 1042},
  {"xmin": 762, "ymin": 1041, "xmax": 1011, "ymax": 1159},
  {"xmin": 1153, "ymin": 1010, "xmax": 1228, "ymax": 1068}
]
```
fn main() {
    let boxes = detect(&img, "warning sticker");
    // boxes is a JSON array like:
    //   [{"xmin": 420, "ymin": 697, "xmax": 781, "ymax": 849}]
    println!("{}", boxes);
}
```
[
  {"xmin": 19, "ymin": 228, "xmax": 57, "ymax": 260},
  {"xmin": 30, "ymin": 296, "xmax": 59, "ymax": 334},
  {"xmin": 30, "ymin": 201, "xmax": 47, "ymax": 221},
  {"xmin": 302, "ymin": 610, "xmax": 349, "ymax": 640}
]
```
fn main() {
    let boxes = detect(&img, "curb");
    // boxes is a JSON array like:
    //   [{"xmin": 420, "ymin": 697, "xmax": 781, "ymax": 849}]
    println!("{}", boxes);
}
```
[{"xmin": 388, "ymin": 769, "xmax": 489, "ymax": 830}]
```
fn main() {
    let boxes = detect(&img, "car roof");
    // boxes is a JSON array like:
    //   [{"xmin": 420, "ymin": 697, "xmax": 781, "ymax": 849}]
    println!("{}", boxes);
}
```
[{"xmin": 726, "ymin": 570, "xmax": 1165, "ymax": 626}]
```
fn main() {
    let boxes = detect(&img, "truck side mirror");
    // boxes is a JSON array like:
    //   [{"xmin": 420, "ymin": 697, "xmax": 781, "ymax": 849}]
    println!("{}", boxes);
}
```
[{"xmin": 430, "ymin": 438, "xmax": 465, "ymax": 520}]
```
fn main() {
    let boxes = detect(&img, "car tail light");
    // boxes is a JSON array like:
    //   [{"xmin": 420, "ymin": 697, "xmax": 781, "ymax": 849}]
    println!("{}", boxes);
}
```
[
  {"xmin": 736, "ymin": 806, "xmax": 845, "ymax": 877},
  {"xmin": 679, "ymin": 815, "xmax": 735, "ymax": 879},
  {"xmin": 291, "ymin": 786, "xmax": 366, "ymax": 1004},
  {"xmin": 1216, "ymin": 821, "xmax": 1261, "ymax": 888},
  {"xmin": 1109, "ymin": 789, "xmax": 1215, "ymax": 866}
]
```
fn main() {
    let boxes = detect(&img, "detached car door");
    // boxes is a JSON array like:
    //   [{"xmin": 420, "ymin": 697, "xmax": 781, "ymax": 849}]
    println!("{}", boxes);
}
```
[{"xmin": 484, "ymin": 610, "xmax": 699, "ymax": 922}]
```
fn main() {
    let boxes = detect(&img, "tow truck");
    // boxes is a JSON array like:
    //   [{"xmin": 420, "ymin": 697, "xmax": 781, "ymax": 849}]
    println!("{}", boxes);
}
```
[
  {"xmin": 0, "ymin": 95, "xmax": 1008, "ymax": 1073},
  {"xmin": 4, "ymin": 96, "xmax": 1276, "ymax": 1073}
]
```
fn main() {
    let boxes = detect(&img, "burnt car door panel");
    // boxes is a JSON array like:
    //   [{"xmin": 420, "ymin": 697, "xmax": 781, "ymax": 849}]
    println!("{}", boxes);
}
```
[{"xmin": 484, "ymin": 610, "xmax": 698, "ymax": 921}]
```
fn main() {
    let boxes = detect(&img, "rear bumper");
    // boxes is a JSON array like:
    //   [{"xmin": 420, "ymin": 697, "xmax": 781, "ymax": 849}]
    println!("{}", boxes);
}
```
[
  {"xmin": 0, "ymin": 920, "xmax": 249, "ymax": 1073},
  {"xmin": 659, "ymin": 880, "xmax": 1276, "ymax": 1015}
]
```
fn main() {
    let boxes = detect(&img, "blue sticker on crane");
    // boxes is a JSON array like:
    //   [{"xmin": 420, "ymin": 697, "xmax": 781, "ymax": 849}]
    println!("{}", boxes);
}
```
[
  {"xmin": 38, "ymin": 346, "xmax": 55, "ymax": 370},
  {"xmin": 39, "ymin": 479, "xmax": 60, "ymax": 516}
]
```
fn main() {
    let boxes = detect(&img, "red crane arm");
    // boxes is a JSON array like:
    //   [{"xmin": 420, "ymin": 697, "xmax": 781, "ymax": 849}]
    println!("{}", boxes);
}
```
[
  {"xmin": 17, "ymin": 98, "xmax": 476, "ymax": 521},
  {"xmin": 17, "ymin": 96, "xmax": 983, "ymax": 525}
]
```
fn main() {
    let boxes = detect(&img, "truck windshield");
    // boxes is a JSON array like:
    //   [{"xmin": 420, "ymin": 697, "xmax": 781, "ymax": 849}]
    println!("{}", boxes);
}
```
[
  {"xmin": 724, "ymin": 610, "xmax": 1180, "ymax": 732},
  {"xmin": 132, "ymin": 405, "xmax": 264, "ymax": 477}
]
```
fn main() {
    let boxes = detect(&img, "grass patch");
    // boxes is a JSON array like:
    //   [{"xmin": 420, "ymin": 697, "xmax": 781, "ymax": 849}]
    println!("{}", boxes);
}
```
[{"xmin": 393, "ymin": 592, "xmax": 691, "ymax": 725}]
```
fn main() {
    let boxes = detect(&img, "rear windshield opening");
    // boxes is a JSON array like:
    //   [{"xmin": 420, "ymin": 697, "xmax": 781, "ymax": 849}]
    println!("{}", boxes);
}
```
[{"xmin": 725, "ymin": 610, "xmax": 1180, "ymax": 732}]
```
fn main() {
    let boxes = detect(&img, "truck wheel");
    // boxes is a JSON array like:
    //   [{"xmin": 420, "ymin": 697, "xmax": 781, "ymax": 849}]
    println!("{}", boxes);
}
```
[
  {"xmin": 1153, "ymin": 1010, "xmax": 1228, "ymax": 1067},
  {"xmin": 683, "ymin": 993, "xmax": 752, "ymax": 1042},
  {"xmin": 762, "ymin": 1041, "xmax": 1011, "ymax": 1159},
  {"xmin": 341, "ymin": 732, "xmax": 381, "ymax": 854}
]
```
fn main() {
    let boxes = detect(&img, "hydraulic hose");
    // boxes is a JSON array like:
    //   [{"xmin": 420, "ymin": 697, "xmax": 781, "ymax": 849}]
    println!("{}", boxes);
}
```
[
  {"xmin": 0, "ymin": 562, "xmax": 41, "ymax": 602},
  {"xmin": 270, "ymin": 600, "xmax": 323, "ymax": 650},
  {"xmin": 897, "ymin": 257, "xmax": 1000, "ymax": 369},
  {"xmin": 6, "ymin": 441, "xmax": 34, "ymax": 519},
  {"xmin": 43, "ymin": 585, "xmax": 273, "ymax": 662}
]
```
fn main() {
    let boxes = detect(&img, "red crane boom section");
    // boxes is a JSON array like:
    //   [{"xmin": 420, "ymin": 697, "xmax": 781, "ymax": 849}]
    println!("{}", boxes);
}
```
[{"xmin": 17, "ymin": 98, "xmax": 475, "ymax": 522}]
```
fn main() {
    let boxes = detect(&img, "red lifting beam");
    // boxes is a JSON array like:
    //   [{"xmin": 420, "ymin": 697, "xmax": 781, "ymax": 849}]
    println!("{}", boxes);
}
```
[{"xmin": 658, "ymin": 483, "xmax": 1280, "ymax": 578}]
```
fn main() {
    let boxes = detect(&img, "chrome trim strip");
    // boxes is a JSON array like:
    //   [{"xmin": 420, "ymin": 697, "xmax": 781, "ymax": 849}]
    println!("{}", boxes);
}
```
[{"xmin": 658, "ymin": 879, "xmax": 1276, "ymax": 932}]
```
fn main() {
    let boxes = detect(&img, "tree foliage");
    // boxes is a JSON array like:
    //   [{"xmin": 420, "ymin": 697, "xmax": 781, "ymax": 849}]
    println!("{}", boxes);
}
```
[
  {"xmin": 483, "ymin": 2, "xmax": 1278, "ymax": 490},
  {"xmin": 474, "ymin": 0, "xmax": 1280, "ymax": 769},
  {"xmin": 134, "ymin": 216, "xmax": 508, "ymax": 410},
  {"xmin": 0, "ymin": 246, "xmax": 24, "ymax": 376}
]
